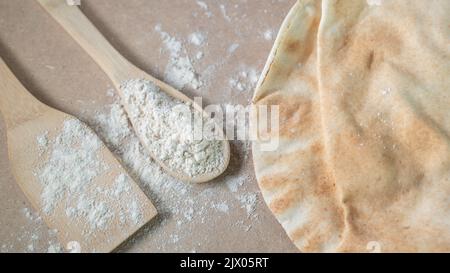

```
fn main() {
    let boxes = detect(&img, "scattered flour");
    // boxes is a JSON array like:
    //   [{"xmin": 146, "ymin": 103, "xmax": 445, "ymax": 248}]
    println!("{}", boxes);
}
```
[
  {"xmin": 189, "ymin": 32, "xmax": 206, "ymax": 47},
  {"xmin": 95, "ymin": 103, "xmax": 131, "ymax": 146},
  {"xmin": 263, "ymin": 29, "xmax": 274, "ymax": 41},
  {"xmin": 35, "ymin": 118, "xmax": 145, "ymax": 236},
  {"xmin": 27, "ymin": 244, "xmax": 34, "ymax": 252},
  {"xmin": 47, "ymin": 243, "xmax": 63, "ymax": 253},
  {"xmin": 228, "ymin": 43, "xmax": 240, "ymax": 54},
  {"xmin": 196, "ymin": 1, "xmax": 212, "ymax": 17},
  {"xmin": 219, "ymin": 4, "xmax": 232, "ymax": 22},
  {"xmin": 170, "ymin": 234, "xmax": 180, "ymax": 243},
  {"xmin": 367, "ymin": 0, "xmax": 382, "ymax": 6},
  {"xmin": 113, "ymin": 174, "xmax": 132, "ymax": 198},
  {"xmin": 226, "ymin": 175, "xmax": 245, "ymax": 193},
  {"xmin": 22, "ymin": 207, "xmax": 34, "ymax": 220},
  {"xmin": 183, "ymin": 207, "xmax": 194, "ymax": 221},
  {"xmin": 196, "ymin": 1, "xmax": 208, "ymax": 11},
  {"xmin": 0, "ymin": 206, "xmax": 63, "ymax": 253},
  {"xmin": 120, "ymin": 78, "xmax": 225, "ymax": 178},
  {"xmin": 239, "ymin": 193, "xmax": 258, "ymax": 217},
  {"xmin": 195, "ymin": 51, "xmax": 204, "ymax": 60},
  {"xmin": 37, "ymin": 119, "xmax": 105, "ymax": 215},
  {"xmin": 119, "ymin": 199, "xmax": 143, "ymax": 225},
  {"xmin": 229, "ymin": 66, "xmax": 259, "ymax": 92},
  {"xmin": 155, "ymin": 24, "xmax": 202, "ymax": 90},
  {"xmin": 106, "ymin": 88, "xmax": 115, "ymax": 97},
  {"xmin": 213, "ymin": 202, "xmax": 229, "ymax": 213},
  {"xmin": 381, "ymin": 87, "xmax": 392, "ymax": 96},
  {"xmin": 36, "ymin": 131, "xmax": 49, "ymax": 155},
  {"xmin": 65, "ymin": 195, "xmax": 113, "ymax": 231}
]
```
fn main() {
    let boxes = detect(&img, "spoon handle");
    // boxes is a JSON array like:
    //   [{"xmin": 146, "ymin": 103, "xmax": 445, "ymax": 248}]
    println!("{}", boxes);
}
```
[
  {"xmin": 37, "ymin": 0, "xmax": 135, "ymax": 87},
  {"xmin": 0, "ymin": 57, "xmax": 46, "ymax": 129}
]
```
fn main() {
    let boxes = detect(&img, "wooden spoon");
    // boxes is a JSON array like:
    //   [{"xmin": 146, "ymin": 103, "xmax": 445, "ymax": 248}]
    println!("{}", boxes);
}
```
[
  {"xmin": 37, "ymin": 0, "xmax": 230, "ymax": 183},
  {"xmin": 0, "ymin": 56, "xmax": 157, "ymax": 253}
]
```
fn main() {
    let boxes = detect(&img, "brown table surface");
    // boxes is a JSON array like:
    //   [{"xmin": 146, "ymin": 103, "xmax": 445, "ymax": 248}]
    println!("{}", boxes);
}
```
[{"xmin": 0, "ymin": 0, "xmax": 298, "ymax": 253}]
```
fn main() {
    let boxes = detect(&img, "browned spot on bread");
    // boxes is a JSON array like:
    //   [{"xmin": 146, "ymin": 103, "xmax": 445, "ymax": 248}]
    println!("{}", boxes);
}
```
[
  {"xmin": 311, "ymin": 142, "xmax": 323, "ymax": 154},
  {"xmin": 314, "ymin": 171, "xmax": 335, "ymax": 196},
  {"xmin": 290, "ymin": 225, "xmax": 310, "ymax": 244},
  {"xmin": 367, "ymin": 50, "xmax": 375, "ymax": 69},
  {"xmin": 259, "ymin": 174, "xmax": 291, "ymax": 192},
  {"xmin": 269, "ymin": 187, "xmax": 303, "ymax": 215},
  {"xmin": 329, "ymin": 19, "xmax": 404, "ymax": 79},
  {"xmin": 286, "ymin": 40, "xmax": 301, "ymax": 52},
  {"xmin": 282, "ymin": 6, "xmax": 321, "ymax": 65},
  {"xmin": 405, "ymin": 118, "xmax": 441, "ymax": 153},
  {"xmin": 259, "ymin": 92, "xmax": 317, "ymax": 139}
]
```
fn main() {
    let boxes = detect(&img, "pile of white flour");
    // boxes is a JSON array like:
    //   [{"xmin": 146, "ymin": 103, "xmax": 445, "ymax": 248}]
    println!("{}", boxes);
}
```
[
  {"xmin": 37, "ymin": 119, "xmax": 106, "ymax": 215},
  {"xmin": 120, "ymin": 79, "xmax": 225, "ymax": 178},
  {"xmin": 35, "ymin": 119, "xmax": 144, "ymax": 236}
]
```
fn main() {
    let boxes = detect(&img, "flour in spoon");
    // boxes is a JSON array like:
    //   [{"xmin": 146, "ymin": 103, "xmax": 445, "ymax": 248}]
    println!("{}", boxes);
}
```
[{"xmin": 120, "ymin": 79, "xmax": 225, "ymax": 178}]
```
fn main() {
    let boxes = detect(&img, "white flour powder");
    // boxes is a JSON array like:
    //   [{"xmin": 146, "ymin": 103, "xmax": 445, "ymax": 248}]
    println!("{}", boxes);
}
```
[
  {"xmin": 66, "ymin": 195, "xmax": 113, "ymax": 231},
  {"xmin": 263, "ymin": 29, "xmax": 274, "ymax": 41},
  {"xmin": 35, "ymin": 119, "xmax": 144, "ymax": 235},
  {"xmin": 229, "ymin": 66, "xmax": 259, "ymax": 92},
  {"xmin": 113, "ymin": 174, "xmax": 131, "ymax": 198},
  {"xmin": 37, "ymin": 119, "xmax": 105, "ymax": 214},
  {"xmin": 367, "ymin": 0, "xmax": 382, "ymax": 6},
  {"xmin": 120, "ymin": 78, "xmax": 225, "ymax": 178},
  {"xmin": 228, "ymin": 43, "xmax": 240, "ymax": 54},
  {"xmin": 155, "ymin": 24, "xmax": 202, "ymax": 90},
  {"xmin": 36, "ymin": 131, "xmax": 49, "ymax": 155},
  {"xmin": 219, "ymin": 4, "xmax": 232, "ymax": 22},
  {"xmin": 189, "ymin": 32, "xmax": 206, "ymax": 46}
]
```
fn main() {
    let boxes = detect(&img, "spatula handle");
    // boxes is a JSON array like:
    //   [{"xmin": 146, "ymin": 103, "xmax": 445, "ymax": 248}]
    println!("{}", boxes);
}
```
[
  {"xmin": 0, "ymin": 57, "xmax": 46, "ymax": 129},
  {"xmin": 37, "ymin": 0, "xmax": 134, "ymax": 87}
]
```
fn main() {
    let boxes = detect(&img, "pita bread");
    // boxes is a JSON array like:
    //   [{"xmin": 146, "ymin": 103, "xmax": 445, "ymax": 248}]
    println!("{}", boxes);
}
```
[{"xmin": 252, "ymin": 0, "xmax": 450, "ymax": 252}]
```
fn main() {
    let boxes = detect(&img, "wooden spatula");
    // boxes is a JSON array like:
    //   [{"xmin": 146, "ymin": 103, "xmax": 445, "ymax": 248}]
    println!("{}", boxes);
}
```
[
  {"xmin": 0, "ymin": 56, "xmax": 157, "ymax": 253},
  {"xmin": 37, "ymin": 0, "xmax": 230, "ymax": 184}
]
